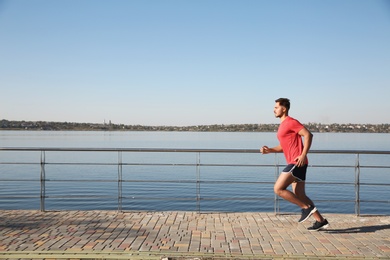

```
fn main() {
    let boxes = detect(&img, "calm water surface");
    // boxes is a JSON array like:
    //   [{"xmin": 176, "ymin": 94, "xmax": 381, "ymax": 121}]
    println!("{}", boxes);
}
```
[{"xmin": 0, "ymin": 131, "xmax": 389, "ymax": 214}]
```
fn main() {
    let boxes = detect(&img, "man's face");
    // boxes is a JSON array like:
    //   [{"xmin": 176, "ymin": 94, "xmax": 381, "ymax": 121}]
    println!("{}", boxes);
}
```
[{"xmin": 274, "ymin": 102, "xmax": 286, "ymax": 118}]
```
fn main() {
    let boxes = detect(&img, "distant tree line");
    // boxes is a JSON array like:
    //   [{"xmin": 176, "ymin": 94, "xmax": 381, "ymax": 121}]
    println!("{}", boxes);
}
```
[{"xmin": 1, "ymin": 119, "xmax": 389, "ymax": 133}]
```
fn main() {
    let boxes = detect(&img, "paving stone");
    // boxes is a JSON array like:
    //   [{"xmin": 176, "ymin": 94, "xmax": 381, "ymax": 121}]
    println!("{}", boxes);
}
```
[{"xmin": 1, "ymin": 211, "xmax": 390, "ymax": 259}]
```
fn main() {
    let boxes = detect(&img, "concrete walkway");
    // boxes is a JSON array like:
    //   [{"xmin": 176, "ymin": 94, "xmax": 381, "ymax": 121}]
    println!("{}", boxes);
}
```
[{"xmin": 0, "ymin": 210, "xmax": 389, "ymax": 259}]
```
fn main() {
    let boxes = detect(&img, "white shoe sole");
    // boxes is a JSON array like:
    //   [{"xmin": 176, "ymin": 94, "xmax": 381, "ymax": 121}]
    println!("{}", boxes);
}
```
[{"xmin": 309, "ymin": 223, "xmax": 329, "ymax": 231}]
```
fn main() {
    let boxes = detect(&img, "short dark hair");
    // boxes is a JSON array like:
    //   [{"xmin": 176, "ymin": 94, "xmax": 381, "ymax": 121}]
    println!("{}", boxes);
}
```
[{"xmin": 275, "ymin": 98, "xmax": 290, "ymax": 111}]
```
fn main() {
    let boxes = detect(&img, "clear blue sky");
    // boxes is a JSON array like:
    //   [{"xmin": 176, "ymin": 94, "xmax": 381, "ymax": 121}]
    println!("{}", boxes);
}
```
[{"xmin": 1, "ymin": 0, "xmax": 389, "ymax": 126}]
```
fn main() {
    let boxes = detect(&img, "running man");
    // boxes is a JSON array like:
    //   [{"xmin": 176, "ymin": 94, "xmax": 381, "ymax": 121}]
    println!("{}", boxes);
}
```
[{"xmin": 260, "ymin": 98, "xmax": 329, "ymax": 231}]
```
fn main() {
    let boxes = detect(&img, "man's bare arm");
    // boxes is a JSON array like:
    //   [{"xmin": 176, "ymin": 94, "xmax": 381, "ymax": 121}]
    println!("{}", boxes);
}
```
[
  {"xmin": 295, "ymin": 127, "xmax": 313, "ymax": 167},
  {"xmin": 260, "ymin": 144, "xmax": 283, "ymax": 154}
]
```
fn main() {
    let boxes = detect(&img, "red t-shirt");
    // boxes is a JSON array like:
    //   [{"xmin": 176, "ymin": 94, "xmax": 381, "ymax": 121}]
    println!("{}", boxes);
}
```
[{"xmin": 277, "ymin": 116, "xmax": 308, "ymax": 165}]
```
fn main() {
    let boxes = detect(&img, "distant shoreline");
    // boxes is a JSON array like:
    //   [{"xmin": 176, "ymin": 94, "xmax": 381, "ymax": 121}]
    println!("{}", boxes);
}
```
[{"xmin": 1, "ymin": 119, "xmax": 389, "ymax": 133}]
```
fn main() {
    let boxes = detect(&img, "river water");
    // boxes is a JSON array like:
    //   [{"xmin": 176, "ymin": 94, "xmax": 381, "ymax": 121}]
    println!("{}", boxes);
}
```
[{"xmin": 0, "ymin": 131, "xmax": 389, "ymax": 214}]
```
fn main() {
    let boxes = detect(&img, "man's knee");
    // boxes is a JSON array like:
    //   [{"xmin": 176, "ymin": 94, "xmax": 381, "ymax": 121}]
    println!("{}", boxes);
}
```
[{"xmin": 274, "ymin": 186, "xmax": 284, "ymax": 196}]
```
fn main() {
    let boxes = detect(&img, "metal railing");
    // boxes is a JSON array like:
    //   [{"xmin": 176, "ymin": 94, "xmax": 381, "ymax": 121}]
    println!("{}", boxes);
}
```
[{"xmin": 0, "ymin": 147, "xmax": 389, "ymax": 215}]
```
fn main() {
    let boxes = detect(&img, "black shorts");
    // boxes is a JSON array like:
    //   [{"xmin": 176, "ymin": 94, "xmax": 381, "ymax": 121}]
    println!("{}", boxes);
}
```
[{"xmin": 282, "ymin": 164, "xmax": 308, "ymax": 182}]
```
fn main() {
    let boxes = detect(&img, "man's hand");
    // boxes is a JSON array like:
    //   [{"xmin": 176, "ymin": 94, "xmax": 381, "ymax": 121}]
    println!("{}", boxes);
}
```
[
  {"xmin": 294, "ymin": 155, "xmax": 307, "ymax": 167},
  {"xmin": 260, "ymin": 146, "xmax": 269, "ymax": 154}
]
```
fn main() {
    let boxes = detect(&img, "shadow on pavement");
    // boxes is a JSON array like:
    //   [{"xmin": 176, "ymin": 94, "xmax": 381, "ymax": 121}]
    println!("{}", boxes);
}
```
[{"xmin": 325, "ymin": 224, "xmax": 390, "ymax": 233}]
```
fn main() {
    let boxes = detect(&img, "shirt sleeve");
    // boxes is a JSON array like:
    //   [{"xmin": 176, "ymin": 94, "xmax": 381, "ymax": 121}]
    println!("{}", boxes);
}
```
[{"xmin": 289, "ymin": 118, "xmax": 304, "ymax": 133}]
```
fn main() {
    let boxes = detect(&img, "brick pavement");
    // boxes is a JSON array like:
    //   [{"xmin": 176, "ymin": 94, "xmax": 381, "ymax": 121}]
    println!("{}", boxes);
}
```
[{"xmin": 0, "ymin": 210, "xmax": 389, "ymax": 259}]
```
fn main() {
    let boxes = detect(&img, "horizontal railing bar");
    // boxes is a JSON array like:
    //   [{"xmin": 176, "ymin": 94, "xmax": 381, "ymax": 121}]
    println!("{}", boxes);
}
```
[
  {"xmin": 309, "ymin": 165, "xmax": 355, "ymax": 168},
  {"xmin": 360, "ymin": 183, "xmax": 390, "ymax": 186},
  {"xmin": 0, "ymin": 179, "xmax": 40, "ymax": 181},
  {"xmin": 119, "ymin": 197, "xmax": 360, "ymax": 203},
  {"xmin": 45, "ymin": 180, "xmax": 200, "ymax": 183},
  {"xmin": 40, "ymin": 196, "xmax": 276, "ymax": 201},
  {"xmin": 0, "ymin": 197, "xmax": 383, "ymax": 204},
  {"xmin": 122, "ymin": 180, "xmax": 275, "ymax": 184},
  {"xmin": 43, "ymin": 196, "xmax": 264, "ymax": 201},
  {"xmin": 122, "ymin": 197, "xmax": 276, "ymax": 201},
  {"xmin": 45, "ymin": 163, "xmax": 120, "ymax": 166},
  {"xmin": 307, "ymin": 182, "xmax": 356, "ymax": 185},
  {"xmin": 0, "ymin": 179, "xmax": 377, "ymax": 186},
  {"xmin": 360, "ymin": 200, "xmax": 390, "ymax": 203},
  {"xmin": 4, "ymin": 162, "xmax": 388, "ymax": 168},
  {"xmin": 359, "ymin": 166, "xmax": 390, "ymax": 169},
  {"xmin": 0, "ymin": 196, "xmax": 361, "ymax": 203},
  {"xmin": 45, "ymin": 180, "xmax": 118, "ymax": 182},
  {"xmin": 43, "ymin": 195, "xmax": 121, "ymax": 199},
  {"xmin": 0, "ymin": 147, "xmax": 263, "ymax": 152},
  {"xmin": 1, "ymin": 161, "xmax": 388, "ymax": 168},
  {"xmin": 122, "ymin": 163, "xmax": 276, "ymax": 167},
  {"xmin": 43, "ymin": 163, "xmax": 277, "ymax": 167},
  {"xmin": 1, "ymin": 162, "xmax": 388, "ymax": 170},
  {"xmin": 198, "ymin": 198, "xmax": 359, "ymax": 202},
  {"xmin": 310, "ymin": 165, "xmax": 390, "ymax": 169},
  {"xmin": 0, "ymin": 162, "xmax": 39, "ymax": 165},
  {"xmin": 0, "ymin": 196, "xmax": 41, "ymax": 199},
  {"xmin": 1, "ymin": 147, "xmax": 390, "ymax": 155},
  {"xmin": 43, "ymin": 180, "xmax": 276, "ymax": 184}
]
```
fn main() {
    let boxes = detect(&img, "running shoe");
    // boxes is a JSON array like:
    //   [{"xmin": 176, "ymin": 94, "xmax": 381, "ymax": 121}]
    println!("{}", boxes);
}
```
[
  {"xmin": 308, "ymin": 219, "xmax": 329, "ymax": 231},
  {"xmin": 298, "ymin": 205, "xmax": 317, "ymax": 223}
]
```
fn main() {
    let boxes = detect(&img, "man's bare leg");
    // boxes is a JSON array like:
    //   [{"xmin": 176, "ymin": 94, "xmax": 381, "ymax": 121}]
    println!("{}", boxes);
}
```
[
  {"xmin": 274, "ymin": 173, "xmax": 311, "ymax": 209},
  {"xmin": 292, "ymin": 181, "xmax": 325, "ymax": 222}
]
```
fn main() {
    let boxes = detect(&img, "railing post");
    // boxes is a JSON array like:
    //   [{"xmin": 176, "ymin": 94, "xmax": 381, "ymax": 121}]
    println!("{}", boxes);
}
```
[
  {"xmin": 118, "ymin": 151, "xmax": 123, "ymax": 212},
  {"xmin": 274, "ymin": 153, "xmax": 280, "ymax": 215},
  {"xmin": 40, "ymin": 150, "xmax": 46, "ymax": 212},
  {"xmin": 355, "ymin": 153, "xmax": 361, "ymax": 216},
  {"xmin": 196, "ymin": 152, "xmax": 201, "ymax": 213}
]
